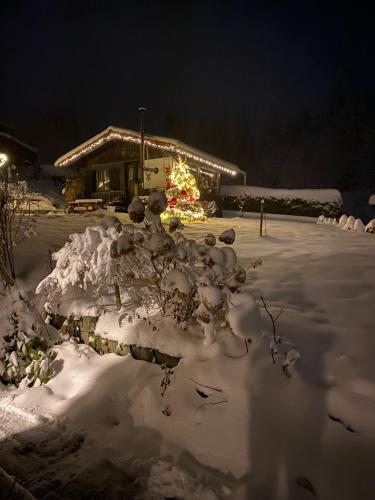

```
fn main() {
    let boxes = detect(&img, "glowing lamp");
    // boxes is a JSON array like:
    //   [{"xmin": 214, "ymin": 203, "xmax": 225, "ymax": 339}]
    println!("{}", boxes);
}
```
[{"xmin": 0, "ymin": 153, "xmax": 8, "ymax": 168}]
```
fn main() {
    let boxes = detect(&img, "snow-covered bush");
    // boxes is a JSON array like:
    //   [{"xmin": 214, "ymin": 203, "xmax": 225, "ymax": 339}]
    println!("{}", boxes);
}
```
[
  {"xmin": 338, "ymin": 214, "xmax": 348, "ymax": 227},
  {"xmin": 342, "ymin": 215, "xmax": 355, "ymax": 231},
  {"xmin": 354, "ymin": 218, "xmax": 365, "ymax": 232},
  {"xmin": 223, "ymin": 186, "xmax": 343, "ymax": 218},
  {"xmin": 37, "ymin": 196, "xmax": 256, "ymax": 347},
  {"xmin": 319, "ymin": 213, "xmax": 373, "ymax": 235},
  {"xmin": 0, "ymin": 287, "xmax": 56, "ymax": 387},
  {"xmin": 0, "ymin": 173, "xmax": 36, "ymax": 288}
]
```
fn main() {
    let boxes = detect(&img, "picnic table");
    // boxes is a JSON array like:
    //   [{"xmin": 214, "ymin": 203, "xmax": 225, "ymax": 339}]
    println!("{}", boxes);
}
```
[{"xmin": 67, "ymin": 199, "xmax": 104, "ymax": 213}]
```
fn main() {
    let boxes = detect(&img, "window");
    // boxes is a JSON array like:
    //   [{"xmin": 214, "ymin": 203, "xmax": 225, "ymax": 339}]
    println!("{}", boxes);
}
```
[
  {"xmin": 94, "ymin": 167, "xmax": 121, "ymax": 192},
  {"xmin": 110, "ymin": 167, "xmax": 120, "ymax": 190},
  {"xmin": 96, "ymin": 169, "xmax": 110, "ymax": 191}
]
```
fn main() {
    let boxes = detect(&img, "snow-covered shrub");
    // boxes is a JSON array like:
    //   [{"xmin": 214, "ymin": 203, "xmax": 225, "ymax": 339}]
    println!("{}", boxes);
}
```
[
  {"xmin": 37, "ymin": 196, "xmax": 256, "ymax": 347},
  {"xmin": 354, "ymin": 218, "xmax": 365, "ymax": 232},
  {"xmin": 0, "ymin": 287, "xmax": 56, "ymax": 387},
  {"xmin": 365, "ymin": 219, "xmax": 375, "ymax": 233},
  {"xmin": 338, "ymin": 214, "xmax": 348, "ymax": 227},
  {"xmin": 342, "ymin": 215, "xmax": 355, "ymax": 230},
  {"xmin": 0, "ymin": 176, "xmax": 36, "ymax": 288},
  {"xmin": 222, "ymin": 186, "xmax": 343, "ymax": 218}
]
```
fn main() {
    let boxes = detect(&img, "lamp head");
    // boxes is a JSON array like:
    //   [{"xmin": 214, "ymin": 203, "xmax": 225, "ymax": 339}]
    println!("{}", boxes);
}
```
[{"xmin": 0, "ymin": 153, "xmax": 8, "ymax": 168}]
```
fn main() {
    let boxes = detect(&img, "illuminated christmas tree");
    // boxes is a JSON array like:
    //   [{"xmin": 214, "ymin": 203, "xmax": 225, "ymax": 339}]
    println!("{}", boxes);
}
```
[{"xmin": 162, "ymin": 157, "xmax": 206, "ymax": 222}]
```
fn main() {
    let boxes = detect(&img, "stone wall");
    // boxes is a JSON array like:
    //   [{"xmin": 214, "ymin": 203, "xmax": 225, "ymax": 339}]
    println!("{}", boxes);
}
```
[{"xmin": 59, "ymin": 315, "xmax": 180, "ymax": 368}]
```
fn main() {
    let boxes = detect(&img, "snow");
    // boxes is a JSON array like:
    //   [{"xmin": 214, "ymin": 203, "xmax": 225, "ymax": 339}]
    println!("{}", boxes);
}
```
[
  {"xmin": 354, "ymin": 218, "xmax": 365, "ymax": 232},
  {"xmin": 365, "ymin": 219, "xmax": 375, "ymax": 233},
  {"xmin": 342, "ymin": 215, "xmax": 355, "ymax": 230},
  {"xmin": 1, "ymin": 212, "xmax": 375, "ymax": 499},
  {"xmin": 226, "ymin": 291, "xmax": 260, "ymax": 339},
  {"xmin": 222, "ymin": 185, "xmax": 343, "ymax": 203},
  {"xmin": 161, "ymin": 269, "xmax": 191, "ymax": 295}
]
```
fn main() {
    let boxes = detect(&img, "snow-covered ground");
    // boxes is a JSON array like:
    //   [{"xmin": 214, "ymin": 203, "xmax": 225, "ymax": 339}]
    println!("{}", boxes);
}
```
[{"xmin": 1, "ymin": 212, "xmax": 375, "ymax": 499}]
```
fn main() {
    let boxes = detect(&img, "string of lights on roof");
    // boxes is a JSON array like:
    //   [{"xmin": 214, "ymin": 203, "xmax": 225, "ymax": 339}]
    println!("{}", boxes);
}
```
[{"xmin": 56, "ymin": 131, "xmax": 238, "ymax": 176}]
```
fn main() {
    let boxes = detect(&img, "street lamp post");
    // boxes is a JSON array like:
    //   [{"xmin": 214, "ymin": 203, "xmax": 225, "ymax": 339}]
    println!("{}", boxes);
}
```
[{"xmin": 138, "ymin": 106, "xmax": 146, "ymax": 193}]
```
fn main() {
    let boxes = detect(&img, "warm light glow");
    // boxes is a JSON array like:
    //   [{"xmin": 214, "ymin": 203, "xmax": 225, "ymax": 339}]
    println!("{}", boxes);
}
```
[
  {"xmin": 0, "ymin": 153, "xmax": 8, "ymax": 168},
  {"xmin": 161, "ymin": 157, "xmax": 206, "ymax": 223},
  {"xmin": 55, "ymin": 130, "xmax": 238, "ymax": 176}
]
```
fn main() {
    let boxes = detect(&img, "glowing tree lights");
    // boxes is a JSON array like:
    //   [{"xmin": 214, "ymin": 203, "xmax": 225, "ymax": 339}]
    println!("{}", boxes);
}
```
[{"xmin": 162, "ymin": 157, "xmax": 206, "ymax": 222}]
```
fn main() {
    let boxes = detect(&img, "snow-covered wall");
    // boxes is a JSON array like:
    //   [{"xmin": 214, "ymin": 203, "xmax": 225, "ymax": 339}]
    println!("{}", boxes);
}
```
[{"xmin": 221, "ymin": 185, "xmax": 343, "ymax": 217}]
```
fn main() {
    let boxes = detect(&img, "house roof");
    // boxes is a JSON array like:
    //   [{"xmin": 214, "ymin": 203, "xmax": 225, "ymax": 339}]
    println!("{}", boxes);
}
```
[
  {"xmin": 0, "ymin": 131, "xmax": 38, "ymax": 154},
  {"xmin": 54, "ymin": 126, "xmax": 244, "ymax": 177}
]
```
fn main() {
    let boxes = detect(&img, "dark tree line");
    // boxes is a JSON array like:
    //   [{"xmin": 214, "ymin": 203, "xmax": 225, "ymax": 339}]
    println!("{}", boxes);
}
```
[{"xmin": 165, "ymin": 86, "xmax": 375, "ymax": 192}]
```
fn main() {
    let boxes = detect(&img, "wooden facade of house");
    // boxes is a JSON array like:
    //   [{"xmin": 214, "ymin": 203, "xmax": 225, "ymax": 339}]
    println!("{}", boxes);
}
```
[{"xmin": 55, "ymin": 126, "xmax": 244, "ymax": 208}]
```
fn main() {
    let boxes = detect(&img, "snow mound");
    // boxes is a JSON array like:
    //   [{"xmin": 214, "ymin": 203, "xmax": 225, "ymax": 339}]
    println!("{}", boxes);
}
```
[
  {"xmin": 342, "ymin": 215, "xmax": 356, "ymax": 231},
  {"xmin": 354, "ymin": 218, "xmax": 365, "ymax": 232},
  {"xmin": 365, "ymin": 219, "xmax": 375, "ymax": 233},
  {"xmin": 147, "ymin": 460, "xmax": 219, "ymax": 500},
  {"xmin": 339, "ymin": 214, "xmax": 348, "ymax": 227},
  {"xmin": 226, "ymin": 291, "xmax": 260, "ymax": 340}
]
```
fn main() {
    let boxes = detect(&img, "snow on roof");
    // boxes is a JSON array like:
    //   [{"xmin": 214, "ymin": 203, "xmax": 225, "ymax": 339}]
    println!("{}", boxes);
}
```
[
  {"xmin": 54, "ymin": 126, "xmax": 243, "ymax": 176},
  {"xmin": 369, "ymin": 194, "xmax": 375, "ymax": 205},
  {"xmin": 0, "ymin": 131, "xmax": 38, "ymax": 154},
  {"xmin": 222, "ymin": 185, "xmax": 343, "ymax": 203}
]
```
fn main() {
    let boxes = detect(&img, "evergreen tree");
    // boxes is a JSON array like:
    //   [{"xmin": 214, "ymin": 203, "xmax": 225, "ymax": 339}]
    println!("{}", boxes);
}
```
[{"xmin": 162, "ymin": 158, "xmax": 206, "ymax": 222}]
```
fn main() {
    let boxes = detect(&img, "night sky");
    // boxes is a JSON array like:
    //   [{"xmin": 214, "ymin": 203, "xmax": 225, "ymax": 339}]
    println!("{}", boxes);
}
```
[{"xmin": 1, "ymin": 0, "xmax": 374, "ymax": 185}]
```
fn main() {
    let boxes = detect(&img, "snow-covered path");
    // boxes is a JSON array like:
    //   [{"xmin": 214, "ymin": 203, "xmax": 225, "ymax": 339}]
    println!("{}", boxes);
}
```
[{"xmin": 1, "ymin": 212, "xmax": 375, "ymax": 499}]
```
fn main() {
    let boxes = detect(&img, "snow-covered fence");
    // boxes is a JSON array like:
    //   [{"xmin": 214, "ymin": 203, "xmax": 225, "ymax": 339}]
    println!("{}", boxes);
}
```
[{"xmin": 221, "ymin": 186, "xmax": 342, "ymax": 218}]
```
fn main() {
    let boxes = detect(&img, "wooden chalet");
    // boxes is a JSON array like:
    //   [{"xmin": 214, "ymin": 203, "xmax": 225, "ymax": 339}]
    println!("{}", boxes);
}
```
[
  {"xmin": 0, "ymin": 123, "xmax": 39, "ymax": 179},
  {"xmin": 55, "ymin": 126, "xmax": 245, "ymax": 208}
]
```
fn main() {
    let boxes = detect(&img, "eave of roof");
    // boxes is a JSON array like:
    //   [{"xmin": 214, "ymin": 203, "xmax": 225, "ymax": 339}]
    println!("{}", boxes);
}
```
[
  {"xmin": 0, "ymin": 132, "xmax": 38, "ymax": 154},
  {"xmin": 54, "ymin": 126, "xmax": 242, "ymax": 176}
]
